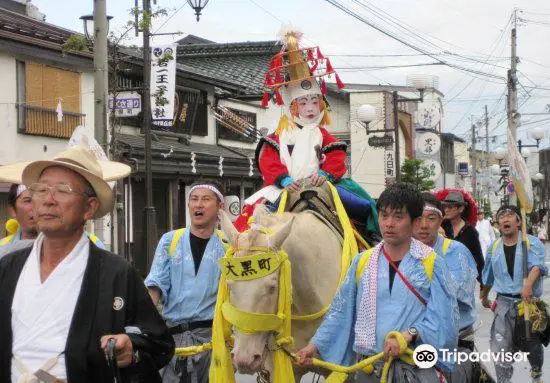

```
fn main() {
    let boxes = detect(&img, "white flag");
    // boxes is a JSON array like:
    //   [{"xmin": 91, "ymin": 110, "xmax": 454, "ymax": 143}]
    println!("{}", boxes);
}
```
[{"xmin": 507, "ymin": 130, "xmax": 534, "ymax": 212}]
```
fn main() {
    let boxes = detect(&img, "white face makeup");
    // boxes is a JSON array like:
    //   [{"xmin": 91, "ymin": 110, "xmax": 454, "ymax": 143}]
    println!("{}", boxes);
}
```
[{"xmin": 296, "ymin": 95, "xmax": 321, "ymax": 121}]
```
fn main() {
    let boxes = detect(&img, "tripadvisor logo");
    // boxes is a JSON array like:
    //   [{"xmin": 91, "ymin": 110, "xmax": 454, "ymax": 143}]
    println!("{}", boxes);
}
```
[{"xmin": 413, "ymin": 344, "xmax": 438, "ymax": 369}]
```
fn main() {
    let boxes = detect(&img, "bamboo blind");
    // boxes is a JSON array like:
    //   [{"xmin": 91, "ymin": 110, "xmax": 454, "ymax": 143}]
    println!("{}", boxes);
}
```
[{"xmin": 24, "ymin": 61, "xmax": 83, "ymax": 138}]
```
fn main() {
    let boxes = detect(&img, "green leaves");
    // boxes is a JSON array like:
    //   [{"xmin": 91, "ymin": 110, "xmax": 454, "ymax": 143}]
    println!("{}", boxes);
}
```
[{"xmin": 401, "ymin": 159, "xmax": 436, "ymax": 191}]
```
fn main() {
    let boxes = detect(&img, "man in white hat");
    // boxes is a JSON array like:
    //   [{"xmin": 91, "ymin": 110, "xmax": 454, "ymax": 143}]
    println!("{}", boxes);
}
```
[
  {"xmin": 0, "ymin": 146, "xmax": 174, "ymax": 382},
  {"xmin": 145, "ymin": 179, "xmax": 227, "ymax": 383}
]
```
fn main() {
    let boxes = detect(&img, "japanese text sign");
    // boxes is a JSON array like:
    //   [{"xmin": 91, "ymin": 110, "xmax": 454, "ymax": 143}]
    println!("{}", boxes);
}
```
[
  {"xmin": 150, "ymin": 44, "xmax": 177, "ymax": 128},
  {"xmin": 218, "ymin": 252, "xmax": 282, "ymax": 281}
]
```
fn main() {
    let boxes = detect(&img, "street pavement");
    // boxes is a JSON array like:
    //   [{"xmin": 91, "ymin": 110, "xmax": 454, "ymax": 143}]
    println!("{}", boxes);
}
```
[{"xmin": 237, "ymin": 243, "xmax": 550, "ymax": 382}]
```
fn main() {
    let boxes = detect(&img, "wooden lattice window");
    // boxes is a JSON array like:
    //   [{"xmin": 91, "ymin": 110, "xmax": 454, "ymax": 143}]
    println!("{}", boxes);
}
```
[{"xmin": 17, "ymin": 61, "xmax": 85, "ymax": 138}]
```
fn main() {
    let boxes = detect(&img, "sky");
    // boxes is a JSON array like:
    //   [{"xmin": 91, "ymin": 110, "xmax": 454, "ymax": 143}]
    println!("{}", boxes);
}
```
[{"xmin": 32, "ymin": 0, "xmax": 550, "ymax": 151}]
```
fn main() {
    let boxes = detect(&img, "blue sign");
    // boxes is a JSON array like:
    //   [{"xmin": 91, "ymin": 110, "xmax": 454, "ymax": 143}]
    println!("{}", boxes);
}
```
[{"xmin": 458, "ymin": 162, "xmax": 469, "ymax": 176}]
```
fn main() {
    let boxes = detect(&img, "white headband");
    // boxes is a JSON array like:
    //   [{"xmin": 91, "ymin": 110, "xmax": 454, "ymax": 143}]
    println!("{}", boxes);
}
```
[
  {"xmin": 16, "ymin": 184, "xmax": 27, "ymax": 199},
  {"xmin": 189, "ymin": 184, "xmax": 224, "ymax": 202},
  {"xmin": 424, "ymin": 204, "xmax": 443, "ymax": 217}
]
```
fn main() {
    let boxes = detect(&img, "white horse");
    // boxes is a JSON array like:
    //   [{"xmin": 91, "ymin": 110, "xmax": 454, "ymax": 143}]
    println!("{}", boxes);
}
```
[{"xmin": 219, "ymin": 204, "xmax": 343, "ymax": 382}]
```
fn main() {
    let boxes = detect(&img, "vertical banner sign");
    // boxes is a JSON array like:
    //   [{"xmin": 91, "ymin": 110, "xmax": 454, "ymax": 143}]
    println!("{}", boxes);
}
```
[
  {"xmin": 384, "ymin": 146, "xmax": 396, "ymax": 181},
  {"xmin": 150, "ymin": 44, "xmax": 177, "ymax": 129}
]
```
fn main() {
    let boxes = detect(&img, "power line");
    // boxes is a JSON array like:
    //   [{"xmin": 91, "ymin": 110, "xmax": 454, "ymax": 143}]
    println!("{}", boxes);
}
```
[{"xmin": 324, "ymin": 0, "xmax": 506, "ymax": 81}]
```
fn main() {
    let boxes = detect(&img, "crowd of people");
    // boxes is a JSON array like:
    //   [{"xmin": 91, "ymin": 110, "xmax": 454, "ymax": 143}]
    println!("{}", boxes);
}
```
[{"xmin": 0, "ymin": 28, "xmax": 548, "ymax": 383}]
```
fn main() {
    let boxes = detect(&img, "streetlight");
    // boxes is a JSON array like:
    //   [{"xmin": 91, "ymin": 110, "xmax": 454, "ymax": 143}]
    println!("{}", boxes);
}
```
[
  {"xmin": 494, "ymin": 147, "xmax": 506, "ymax": 162},
  {"xmin": 518, "ymin": 126, "xmax": 544, "ymax": 154},
  {"xmin": 80, "ymin": 14, "xmax": 113, "ymax": 41},
  {"xmin": 187, "ymin": 0, "xmax": 210, "ymax": 21},
  {"xmin": 357, "ymin": 76, "xmax": 430, "ymax": 182},
  {"xmin": 521, "ymin": 147, "xmax": 532, "ymax": 159},
  {"xmin": 357, "ymin": 104, "xmax": 377, "ymax": 131},
  {"xmin": 535, "ymin": 172, "xmax": 545, "ymax": 181}
]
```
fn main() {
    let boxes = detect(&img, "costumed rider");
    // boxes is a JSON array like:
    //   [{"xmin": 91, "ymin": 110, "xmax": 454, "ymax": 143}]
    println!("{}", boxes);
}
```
[{"xmin": 235, "ymin": 27, "xmax": 379, "ymax": 238}]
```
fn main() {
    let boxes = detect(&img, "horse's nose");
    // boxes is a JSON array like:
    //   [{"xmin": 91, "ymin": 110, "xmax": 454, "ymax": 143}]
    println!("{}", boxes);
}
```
[{"xmin": 231, "ymin": 351, "xmax": 263, "ymax": 372}]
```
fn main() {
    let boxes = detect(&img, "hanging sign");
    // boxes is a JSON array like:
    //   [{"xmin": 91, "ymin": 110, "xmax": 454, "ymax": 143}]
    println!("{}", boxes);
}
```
[
  {"xmin": 150, "ymin": 44, "xmax": 177, "ymax": 128},
  {"xmin": 416, "ymin": 132, "xmax": 441, "ymax": 156},
  {"xmin": 108, "ymin": 92, "xmax": 142, "ymax": 116},
  {"xmin": 423, "ymin": 159, "xmax": 442, "ymax": 181},
  {"xmin": 384, "ymin": 149, "xmax": 395, "ymax": 179},
  {"xmin": 368, "ymin": 134, "xmax": 394, "ymax": 148}
]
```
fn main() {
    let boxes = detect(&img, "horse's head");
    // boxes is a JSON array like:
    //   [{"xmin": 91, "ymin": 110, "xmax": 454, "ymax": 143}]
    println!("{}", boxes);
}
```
[{"xmin": 219, "ymin": 206, "xmax": 294, "ymax": 374}]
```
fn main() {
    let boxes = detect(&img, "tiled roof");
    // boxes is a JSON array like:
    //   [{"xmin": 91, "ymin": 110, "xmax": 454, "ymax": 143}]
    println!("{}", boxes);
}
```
[
  {"xmin": 116, "ymin": 133, "xmax": 254, "ymax": 160},
  {"xmin": 176, "ymin": 34, "xmax": 215, "ymax": 45},
  {"xmin": 177, "ymin": 40, "xmax": 281, "ymax": 96},
  {"xmin": 0, "ymin": 7, "xmax": 85, "ymax": 51}
]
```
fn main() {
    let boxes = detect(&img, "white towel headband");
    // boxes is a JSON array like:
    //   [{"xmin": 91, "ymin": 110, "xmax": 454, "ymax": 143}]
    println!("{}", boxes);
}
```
[{"xmin": 189, "ymin": 184, "xmax": 224, "ymax": 202}]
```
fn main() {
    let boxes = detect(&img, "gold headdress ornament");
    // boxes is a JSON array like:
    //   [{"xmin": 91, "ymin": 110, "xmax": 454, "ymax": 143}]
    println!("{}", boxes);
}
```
[{"xmin": 261, "ymin": 26, "xmax": 344, "ymax": 107}]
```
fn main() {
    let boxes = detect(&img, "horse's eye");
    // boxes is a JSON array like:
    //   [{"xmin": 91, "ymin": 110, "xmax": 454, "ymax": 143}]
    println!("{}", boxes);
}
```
[{"xmin": 267, "ymin": 285, "xmax": 277, "ymax": 295}]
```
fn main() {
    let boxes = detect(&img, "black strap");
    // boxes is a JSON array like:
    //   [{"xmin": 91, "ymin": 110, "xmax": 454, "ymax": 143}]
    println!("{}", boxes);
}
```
[
  {"xmin": 106, "ymin": 338, "xmax": 122, "ymax": 383},
  {"xmin": 382, "ymin": 246, "xmax": 427, "ymax": 306},
  {"xmin": 169, "ymin": 320, "xmax": 213, "ymax": 335}
]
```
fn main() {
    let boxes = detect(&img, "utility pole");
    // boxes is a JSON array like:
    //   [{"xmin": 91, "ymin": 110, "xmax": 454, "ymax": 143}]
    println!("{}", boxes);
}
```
[
  {"xmin": 484, "ymin": 105, "xmax": 490, "ymax": 204},
  {"xmin": 393, "ymin": 91, "xmax": 401, "ymax": 182},
  {"xmin": 508, "ymin": 9, "xmax": 518, "ymax": 143},
  {"xmin": 471, "ymin": 120, "xmax": 477, "ymax": 199},
  {"xmin": 142, "ymin": 0, "xmax": 157, "ymax": 268},
  {"xmin": 93, "ymin": 0, "xmax": 109, "ymax": 244}
]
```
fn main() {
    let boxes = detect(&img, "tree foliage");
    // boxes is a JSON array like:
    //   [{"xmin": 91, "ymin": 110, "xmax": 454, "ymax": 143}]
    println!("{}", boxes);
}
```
[{"xmin": 401, "ymin": 158, "xmax": 436, "ymax": 191}]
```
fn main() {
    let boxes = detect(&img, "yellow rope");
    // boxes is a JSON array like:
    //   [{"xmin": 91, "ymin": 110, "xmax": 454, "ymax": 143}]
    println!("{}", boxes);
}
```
[
  {"xmin": 290, "ymin": 331, "xmax": 415, "ymax": 383},
  {"xmin": 175, "ymin": 332, "xmax": 416, "ymax": 383},
  {"xmin": 174, "ymin": 343, "xmax": 212, "ymax": 358}
]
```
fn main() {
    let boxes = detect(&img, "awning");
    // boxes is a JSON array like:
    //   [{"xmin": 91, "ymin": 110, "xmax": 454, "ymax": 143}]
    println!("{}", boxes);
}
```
[{"xmin": 115, "ymin": 133, "xmax": 261, "ymax": 179}]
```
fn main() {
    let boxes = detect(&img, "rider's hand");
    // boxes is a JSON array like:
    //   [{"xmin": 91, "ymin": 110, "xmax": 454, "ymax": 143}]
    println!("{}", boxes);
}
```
[
  {"xmin": 287, "ymin": 181, "xmax": 302, "ymax": 193},
  {"xmin": 294, "ymin": 344, "xmax": 318, "ymax": 367},
  {"xmin": 309, "ymin": 174, "xmax": 326, "ymax": 187},
  {"xmin": 100, "ymin": 334, "xmax": 134, "ymax": 368}
]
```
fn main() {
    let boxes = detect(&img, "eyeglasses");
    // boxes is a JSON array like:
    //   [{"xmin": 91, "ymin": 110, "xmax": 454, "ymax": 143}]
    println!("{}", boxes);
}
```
[{"xmin": 28, "ymin": 183, "xmax": 90, "ymax": 202}]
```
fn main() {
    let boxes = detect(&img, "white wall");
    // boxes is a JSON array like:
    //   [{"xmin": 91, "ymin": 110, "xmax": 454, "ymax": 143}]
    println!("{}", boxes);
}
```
[
  {"xmin": 0, "ymin": 52, "xmax": 94, "ymax": 165},
  {"xmin": 348, "ymin": 92, "xmax": 387, "ymax": 198}
]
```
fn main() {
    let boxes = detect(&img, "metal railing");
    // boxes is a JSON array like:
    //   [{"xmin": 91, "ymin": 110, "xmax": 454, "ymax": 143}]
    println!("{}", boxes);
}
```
[{"xmin": 18, "ymin": 104, "xmax": 86, "ymax": 138}]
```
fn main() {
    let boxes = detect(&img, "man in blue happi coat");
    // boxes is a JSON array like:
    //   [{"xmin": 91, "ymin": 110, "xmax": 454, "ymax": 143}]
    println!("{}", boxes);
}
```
[
  {"xmin": 481, "ymin": 204, "xmax": 547, "ymax": 383},
  {"xmin": 414, "ymin": 192, "xmax": 478, "ymax": 382},
  {"xmin": 296, "ymin": 183, "xmax": 459, "ymax": 382},
  {"xmin": 145, "ymin": 180, "xmax": 227, "ymax": 383}
]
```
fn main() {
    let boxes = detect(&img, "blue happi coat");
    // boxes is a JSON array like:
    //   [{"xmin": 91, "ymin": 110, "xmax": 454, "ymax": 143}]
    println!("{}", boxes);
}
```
[
  {"xmin": 433, "ymin": 235, "xmax": 477, "ymax": 330},
  {"xmin": 311, "ymin": 242, "xmax": 459, "ymax": 372},
  {"xmin": 144, "ymin": 228, "xmax": 226, "ymax": 324},
  {"xmin": 482, "ymin": 233, "xmax": 547, "ymax": 297}
]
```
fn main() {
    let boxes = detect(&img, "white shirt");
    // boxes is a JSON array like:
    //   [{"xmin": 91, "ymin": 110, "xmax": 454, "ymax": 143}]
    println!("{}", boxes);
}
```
[
  {"xmin": 11, "ymin": 233, "xmax": 89, "ymax": 382},
  {"xmin": 476, "ymin": 218, "xmax": 496, "ymax": 258}
]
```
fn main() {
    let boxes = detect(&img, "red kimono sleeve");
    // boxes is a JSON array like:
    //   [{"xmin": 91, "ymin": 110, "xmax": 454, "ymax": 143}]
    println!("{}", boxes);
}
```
[
  {"xmin": 258, "ymin": 141, "xmax": 290, "ymax": 187},
  {"xmin": 319, "ymin": 128, "xmax": 348, "ymax": 181}
]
